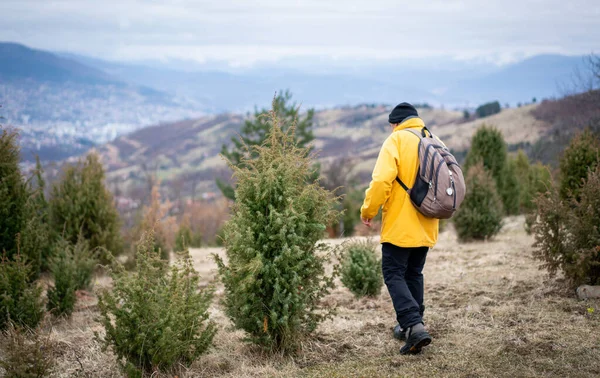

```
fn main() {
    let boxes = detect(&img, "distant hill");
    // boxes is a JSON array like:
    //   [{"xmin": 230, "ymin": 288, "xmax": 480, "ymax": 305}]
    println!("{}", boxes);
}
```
[
  {"xmin": 87, "ymin": 105, "xmax": 494, "ymax": 199},
  {"xmin": 61, "ymin": 51, "xmax": 586, "ymax": 111},
  {"xmin": 0, "ymin": 41, "xmax": 588, "ymax": 163},
  {"xmin": 90, "ymin": 101, "xmax": 580, "ymax": 203},
  {"xmin": 0, "ymin": 42, "xmax": 115, "ymax": 84},
  {"xmin": 0, "ymin": 42, "xmax": 203, "ymax": 162}
]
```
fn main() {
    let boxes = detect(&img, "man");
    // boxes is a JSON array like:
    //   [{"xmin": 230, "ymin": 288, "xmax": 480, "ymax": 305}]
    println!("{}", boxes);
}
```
[{"xmin": 360, "ymin": 102, "xmax": 437, "ymax": 355}]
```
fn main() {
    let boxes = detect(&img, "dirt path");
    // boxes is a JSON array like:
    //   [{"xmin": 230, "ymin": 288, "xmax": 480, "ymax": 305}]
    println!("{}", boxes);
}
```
[{"xmin": 44, "ymin": 216, "xmax": 600, "ymax": 377}]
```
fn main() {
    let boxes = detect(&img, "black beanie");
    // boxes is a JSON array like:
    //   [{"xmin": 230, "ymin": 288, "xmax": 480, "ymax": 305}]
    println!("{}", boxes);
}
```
[{"xmin": 388, "ymin": 102, "xmax": 418, "ymax": 124}]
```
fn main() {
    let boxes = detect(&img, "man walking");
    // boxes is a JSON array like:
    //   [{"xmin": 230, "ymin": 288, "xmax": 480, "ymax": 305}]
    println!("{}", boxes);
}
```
[{"xmin": 360, "ymin": 103, "xmax": 438, "ymax": 355}]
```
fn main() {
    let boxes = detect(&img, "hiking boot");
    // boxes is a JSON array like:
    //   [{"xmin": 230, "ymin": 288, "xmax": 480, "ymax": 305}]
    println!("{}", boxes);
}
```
[
  {"xmin": 399, "ymin": 323, "xmax": 432, "ymax": 355},
  {"xmin": 393, "ymin": 324, "xmax": 406, "ymax": 341}
]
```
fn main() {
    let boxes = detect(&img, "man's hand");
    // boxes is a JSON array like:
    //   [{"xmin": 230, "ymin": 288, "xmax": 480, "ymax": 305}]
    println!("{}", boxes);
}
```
[{"xmin": 361, "ymin": 216, "xmax": 372, "ymax": 228}]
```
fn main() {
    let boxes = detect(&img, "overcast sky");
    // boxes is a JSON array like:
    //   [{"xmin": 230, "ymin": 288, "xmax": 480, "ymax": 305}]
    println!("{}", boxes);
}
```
[{"xmin": 1, "ymin": 0, "xmax": 599, "ymax": 68}]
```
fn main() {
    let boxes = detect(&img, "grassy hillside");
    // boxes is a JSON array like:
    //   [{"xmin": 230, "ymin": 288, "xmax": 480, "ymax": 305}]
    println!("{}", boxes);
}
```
[
  {"xmin": 38, "ymin": 217, "xmax": 600, "ymax": 377},
  {"xmin": 92, "ymin": 103, "xmax": 554, "ymax": 202}
]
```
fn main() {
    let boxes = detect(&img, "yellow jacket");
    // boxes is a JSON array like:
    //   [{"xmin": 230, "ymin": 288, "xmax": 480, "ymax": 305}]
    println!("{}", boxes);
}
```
[{"xmin": 360, "ymin": 117, "xmax": 438, "ymax": 248}]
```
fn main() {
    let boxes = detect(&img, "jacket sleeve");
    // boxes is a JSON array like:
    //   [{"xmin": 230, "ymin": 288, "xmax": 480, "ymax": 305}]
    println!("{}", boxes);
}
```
[{"xmin": 360, "ymin": 135, "xmax": 400, "ymax": 219}]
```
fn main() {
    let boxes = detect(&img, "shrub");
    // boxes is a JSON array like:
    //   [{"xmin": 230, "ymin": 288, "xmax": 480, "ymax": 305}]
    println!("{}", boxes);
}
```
[
  {"xmin": 175, "ymin": 217, "xmax": 201, "ymax": 251},
  {"xmin": 558, "ymin": 129, "xmax": 600, "ymax": 201},
  {"xmin": 0, "ymin": 251, "xmax": 44, "ymax": 330},
  {"xmin": 96, "ymin": 230, "xmax": 216, "ymax": 376},
  {"xmin": 453, "ymin": 163, "xmax": 504, "ymax": 241},
  {"xmin": 0, "ymin": 129, "xmax": 28, "ymax": 261},
  {"xmin": 533, "ymin": 166, "xmax": 600, "ymax": 286},
  {"xmin": 0, "ymin": 325, "xmax": 55, "ymax": 378},
  {"xmin": 215, "ymin": 109, "xmax": 339, "ymax": 354},
  {"xmin": 219, "ymin": 90, "xmax": 316, "ymax": 200},
  {"xmin": 523, "ymin": 162, "xmax": 553, "ymax": 234},
  {"xmin": 501, "ymin": 158, "xmax": 520, "ymax": 215},
  {"xmin": 465, "ymin": 125, "xmax": 524, "ymax": 214},
  {"xmin": 340, "ymin": 240, "xmax": 382, "ymax": 298},
  {"xmin": 0, "ymin": 130, "xmax": 49, "ymax": 277},
  {"xmin": 49, "ymin": 153, "xmax": 122, "ymax": 264},
  {"xmin": 175, "ymin": 223, "xmax": 192, "ymax": 252},
  {"xmin": 46, "ymin": 242, "xmax": 77, "ymax": 317},
  {"xmin": 32, "ymin": 156, "xmax": 53, "ymax": 273},
  {"xmin": 475, "ymin": 101, "xmax": 501, "ymax": 118},
  {"xmin": 71, "ymin": 238, "xmax": 97, "ymax": 290}
]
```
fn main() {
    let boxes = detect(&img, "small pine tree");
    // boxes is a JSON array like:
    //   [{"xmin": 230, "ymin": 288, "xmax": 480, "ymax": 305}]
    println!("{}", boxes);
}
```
[
  {"xmin": 465, "ymin": 125, "xmax": 521, "ymax": 214},
  {"xmin": 534, "ymin": 166, "xmax": 600, "ymax": 286},
  {"xmin": 32, "ymin": 156, "xmax": 53, "ymax": 272},
  {"xmin": 454, "ymin": 163, "xmax": 504, "ymax": 241},
  {"xmin": 500, "ymin": 158, "xmax": 520, "ymax": 215},
  {"xmin": 464, "ymin": 125, "xmax": 507, "ymax": 182},
  {"xmin": 0, "ymin": 249, "xmax": 44, "ymax": 330},
  {"xmin": 523, "ymin": 162, "xmax": 553, "ymax": 234},
  {"xmin": 97, "ymin": 230, "xmax": 216, "ymax": 376},
  {"xmin": 558, "ymin": 129, "xmax": 600, "ymax": 201},
  {"xmin": 0, "ymin": 130, "xmax": 52, "ymax": 278},
  {"xmin": 340, "ymin": 240, "xmax": 383, "ymax": 298},
  {"xmin": 218, "ymin": 90, "xmax": 316, "ymax": 200},
  {"xmin": 49, "ymin": 153, "xmax": 122, "ymax": 264},
  {"xmin": 513, "ymin": 151, "xmax": 532, "ymax": 211},
  {"xmin": 175, "ymin": 223, "xmax": 193, "ymax": 252},
  {"xmin": 0, "ymin": 129, "xmax": 29, "ymax": 261},
  {"xmin": 215, "ymin": 108, "xmax": 339, "ymax": 354},
  {"xmin": 175, "ymin": 224, "xmax": 193, "ymax": 251},
  {"xmin": 47, "ymin": 241, "xmax": 78, "ymax": 317},
  {"xmin": 70, "ymin": 238, "xmax": 97, "ymax": 290}
]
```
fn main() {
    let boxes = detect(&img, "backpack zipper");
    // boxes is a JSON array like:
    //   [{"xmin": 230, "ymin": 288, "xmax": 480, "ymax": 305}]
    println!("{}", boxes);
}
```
[{"xmin": 450, "ymin": 171, "xmax": 456, "ymax": 209}]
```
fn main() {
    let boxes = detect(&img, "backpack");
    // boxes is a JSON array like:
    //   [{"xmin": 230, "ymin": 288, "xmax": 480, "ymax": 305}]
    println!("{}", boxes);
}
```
[{"xmin": 396, "ymin": 127, "xmax": 466, "ymax": 219}]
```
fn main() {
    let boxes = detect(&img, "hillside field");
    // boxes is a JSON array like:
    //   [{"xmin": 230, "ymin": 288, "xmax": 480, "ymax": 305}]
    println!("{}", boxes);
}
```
[
  {"xmin": 91, "ymin": 103, "xmax": 549, "ymax": 199},
  {"xmin": 35, "ymin": 216, "xmax": 600, "ymax": 377}
]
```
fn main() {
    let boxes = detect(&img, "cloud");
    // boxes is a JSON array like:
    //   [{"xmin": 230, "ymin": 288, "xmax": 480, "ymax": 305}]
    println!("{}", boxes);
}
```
[{"xmin": 1, "ymin": 0, "xmax": 599, "ymax": 67}]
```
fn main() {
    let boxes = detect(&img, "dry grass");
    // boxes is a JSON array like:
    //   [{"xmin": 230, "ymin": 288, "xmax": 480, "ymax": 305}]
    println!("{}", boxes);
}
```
[
  {"xmin": 13, "ymin": 216, "xmax": 599, "ymax": 377},
  {"xmin": 436, "ymin": 104, "xmax": 548, "ymax": 151}
]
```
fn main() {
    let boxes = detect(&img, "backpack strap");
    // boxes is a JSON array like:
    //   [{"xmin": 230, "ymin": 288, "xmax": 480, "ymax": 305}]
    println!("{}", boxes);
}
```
[
  {"xmin": 395, "ymin": 177, "xmax": 410, "ymax": 192},
  {"xmin": 394, "ymin": 127, "xmax": 431, "ymax": 192}
]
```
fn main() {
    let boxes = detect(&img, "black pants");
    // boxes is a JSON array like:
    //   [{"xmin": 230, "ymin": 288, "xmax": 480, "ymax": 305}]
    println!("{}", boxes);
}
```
[{"xmin": 381, "ymin": 243, "xmax": 428, "ymax": 329}]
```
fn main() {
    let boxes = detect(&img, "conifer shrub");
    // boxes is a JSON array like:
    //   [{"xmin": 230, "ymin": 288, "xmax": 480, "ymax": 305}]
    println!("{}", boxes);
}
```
[
  {"xmin": 340, "ymin": 240, "xmax": 382, "ymax": 298},
  {"xmin": 32, "ymin": 156, "xmax": 54, "ymax": 273},
  {"xmin": 0, "ymin": 130, "xmax": 49, "ymax": 277},
  {"xmin": 175, "ymin": 217, "xmax": 201, "ymax": 251},
  {"xmin": 501, "ymin": 158, "xmax": 520, "ymax": 215},
  {"xmin": 533, "ymin": 166, "xmax": 600, "ymax": 286},
  {"xmin": 215, "ymin": 109, "xmax": 339, "ymax": 354},
  {"xmin": 0, "ymin": 325, "xmax": 55, "ymax": 378},
  {"xmin": 0, "ymin": 129, "xmax": 28, "ymax": 261},
  {"xmin": 0, "ymin": 251, "xmax": 44, "ymax": 330},
  {"xmin": 464, "ymin": 125, "xmax": 507, "ymax": 180},
  {"xmin": 96, "ymin": 230, "xmax": 216, "ymax": 376},
  {"xmin": 464, "ymin": 125, "xmax": 517, "ymax": 214},
  {"xmin": 49, "ymin": 153, "xmax": 122, "ymax": 264},
  {"xmin": 175, "ymin": 224, "xmax": 192, "ymax": 252},
  {"xmin": 45, "ymin": 238, "xmax": 94, "ymax": 317},
  {"xmin": 453, "ymin": 163, "xmax": 504, "ymax": 241},
  {"xmin": 46, "ymin": 243, "xmax": 77, "ymax": 317},
  {"xmin": 558, "ymin": 129, "xmax": 600, "ymax": 201}
]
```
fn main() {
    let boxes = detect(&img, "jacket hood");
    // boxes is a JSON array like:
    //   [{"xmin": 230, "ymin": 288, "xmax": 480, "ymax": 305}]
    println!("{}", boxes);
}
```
[{"xmin": 393, "ymin": 117, "xmax": 424, "ymax": 132}]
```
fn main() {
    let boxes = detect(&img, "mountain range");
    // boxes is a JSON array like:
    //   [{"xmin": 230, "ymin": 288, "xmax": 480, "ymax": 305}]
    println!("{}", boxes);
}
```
[{"xmin": 0, "ymin": 41, "xmax": 588, "ymax": 162}]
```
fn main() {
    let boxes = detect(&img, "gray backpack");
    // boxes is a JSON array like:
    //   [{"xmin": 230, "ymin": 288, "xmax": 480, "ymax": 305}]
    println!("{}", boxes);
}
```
[{"xmin": 396, "ymin": 127, "xmax": 466, "ymax": 219}]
